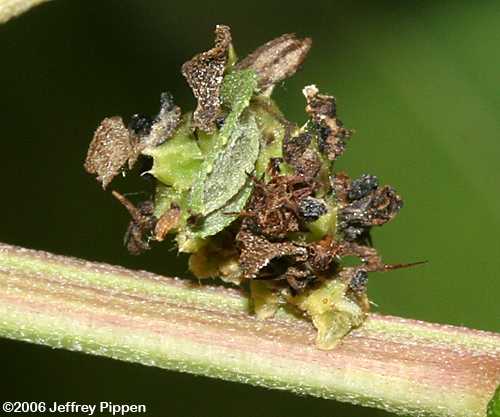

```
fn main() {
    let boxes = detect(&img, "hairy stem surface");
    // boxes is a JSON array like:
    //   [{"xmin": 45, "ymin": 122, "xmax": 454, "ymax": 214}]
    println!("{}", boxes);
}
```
[{"xmin": 0, "ymin": 242, "xmax": 498, "ymax": 417}]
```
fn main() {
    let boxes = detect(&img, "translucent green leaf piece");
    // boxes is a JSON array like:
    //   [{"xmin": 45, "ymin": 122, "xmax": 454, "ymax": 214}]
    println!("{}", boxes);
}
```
[
  {"xmin": 251, "ymin": 97, "xmax": 288, "ymax": 178},
  {"xmin": 220, "ymin": 69, "xmax": 258, "ymax": 117},
  {"xmin": 488, "ymin": 384, "xmax": 500, "ymax": 417},
  {"xmin": 177, "ymin": 180, "xmax": 252, "ymax": 253},
  {"xmin": 190, "ymin": 69, "xmax": 258, "ymax": 214},
  {"xmin": 290, "ymin": 280, "xmax": 365, "ymax": 350},
  {"xmin": 250, "ymin": 281, "xmax": 280, "ymax": 319},
  {"xmin": 153, "ymin": 182, "xmax": 178, "ymax": 213},
  {"xmin": 145, "ymin": 117, "xmax": 203, "ymax": 191},
  {"xmin": 193, "ymin": 179, "xmax": 253, "ymax": 239},
  {"xmin": 153, "ymin": 183, "xmax": 188, "ymax": 219},
  {"xmin": 202, "ymin": 115, "xmax": 260, "ymax": 214},
  {"xmin": 306, "ymin": 200, "xmax": 337, "ymax": 241}
]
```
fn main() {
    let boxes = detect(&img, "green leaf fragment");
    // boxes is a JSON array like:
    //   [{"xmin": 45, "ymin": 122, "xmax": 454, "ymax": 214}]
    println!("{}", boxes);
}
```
[
  {"xmin": 150, "ymin": 70, "xmax": 261, "ymax": 249},
  {"xmin": 153, "ymin": 183, "xmax": 188, "ymax": 218},
  {"xmin": 197, "ymin": 179, "xmax": 253, "ymax": 238},
  {"xmin": 177, "ymin": 182, "xmax": 252, "ymax": 253},
  {"xmin": 220, "ymin": 69, "xmax": 259, "ymax": 119},
  {"xmin": 255, "ymin": 138, "xmax": 282, "ymax": 176},
  {"xmin": 145, "ymin": 117, "xmax": 203, "ymax": 191},
  {"xmin": 306, "ymin": 201, "xmax": 337, "ymax": 241},
  {"xmin": 226, "ymin": 44, "xmax": 238, "ymax": 69},
  {"xmin": 153, "ymin": 183, "xmax": 178, "ymax": 217},
  {"xmin": 250, "ymin": 281, "xmax": 280, "ymax": 319},
  {"xmin": 252, "ymin": 101, "xmax": 287, "ymax": 176},
  {"xmin": 190, "ymin": 69, "xmax": 258, "ymax": 215},
  {"xmin": 290, "ymin": 280, "xmax": 365, "ymax": 350},
  {"xmin": 202, "ymin": 115, "xmax": 260, "ymax": 214},
  {"xmin": 488, "ymin": 384, "xmax": 500, "ymax": 417}
]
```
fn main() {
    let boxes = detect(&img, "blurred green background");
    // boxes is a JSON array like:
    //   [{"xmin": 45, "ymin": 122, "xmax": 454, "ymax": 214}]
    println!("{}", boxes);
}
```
[{"xmin": 1, "ymin": 0, "xmax": 499, "ymax": 415}]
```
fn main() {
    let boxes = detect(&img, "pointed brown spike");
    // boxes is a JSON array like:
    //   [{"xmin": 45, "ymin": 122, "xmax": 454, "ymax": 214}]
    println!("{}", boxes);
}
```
[
  {"xmin": 111, "ymin": 190, "xmax": 141, "ymax": 220},
  {"xmin": 112, "ymin": 191, "xmax": 157, "ymax": 255},
  {"xmin": 383, "ymin": 260, "xmax": 428, "ymax": 271}
]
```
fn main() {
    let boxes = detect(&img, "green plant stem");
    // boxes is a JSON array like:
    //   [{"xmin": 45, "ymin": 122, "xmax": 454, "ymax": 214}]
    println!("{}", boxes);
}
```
[
  {"xmin": 0, "ymin": 242, "xmax": 498, "ymax": 417},
  {"xmin": 0, "ymin": 0, "xmax": 49, "ymax": 24}
]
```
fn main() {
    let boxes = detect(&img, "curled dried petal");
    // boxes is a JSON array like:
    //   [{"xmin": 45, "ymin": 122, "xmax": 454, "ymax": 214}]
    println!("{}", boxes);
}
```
[
  {"xmin": 337, "ymin": 242, "xmax": 424, "ymax": 304},
  {"xmin": 348, "ymin": 174, "xmax": 379, "ymax": 201},
  {"xmin": 282, "ymin": 131, "xmax": 322, "ymax": 178},
  {"xmin": 337, "ymin": 179, "xmax": 403, "ymax": 242},
  {"xmin": 112, "ymin": 191, "xmax": 157, "ymax": 255},
  {"xmin": 243, "ymin": 174, "xmax": 314, "ymax": 240},
  {"xmin": 339, "ymin": 241, "xmax": 387, "ymax": 272},
  {"xmin": 340, "ymin": 185, "xmax": 403, "ymax": 229},
  {"xmin": 181, "ymin": 25, "xmax": 232, "ymax": 132},
  {"xmin": 331, "ymin": 172, "xmax": 351, "ymax": 206},
  {"xmin": 303, "ymin": 85, "xmax": 352, "ymax": 161},
  {"xmin": 139, "ymin": 92, "xmax": 182, "ymax": 149},
  {"xmin": 236, "ymin": 229, "xmax": 307, "ymax": 280},
  {"xmin": 154, "ymin": 203, "xmax": 181, "ymax": 241},
  {"xmin": 236, "ymin": 33, "xmax": 311, "ymax": 94},
  {"xmin": 84, "ymin": 117, "xmax": 138, "ymax": 189},
  {"xmin": 306, "ymin": 235, "xmax": 339, "ymax": 274},
  {"xmin": 283, "ymin": 131, "xmax": 312, "ymax": 164}
]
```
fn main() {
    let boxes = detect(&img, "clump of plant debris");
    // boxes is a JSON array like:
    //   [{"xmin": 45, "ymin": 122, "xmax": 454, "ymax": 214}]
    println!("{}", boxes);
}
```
[{"xmin": 85, "ymin": 25, "xmax": 421, "ymax": 349}]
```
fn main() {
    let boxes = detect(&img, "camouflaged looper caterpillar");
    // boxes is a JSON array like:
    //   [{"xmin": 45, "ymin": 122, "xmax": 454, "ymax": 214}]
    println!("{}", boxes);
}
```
[{"xmin": 85, "ymin": 25, "xmax": 422, "ymax": 350}]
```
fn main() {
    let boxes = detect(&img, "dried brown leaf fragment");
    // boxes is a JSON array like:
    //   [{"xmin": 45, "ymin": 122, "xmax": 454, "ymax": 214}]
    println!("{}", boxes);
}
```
[
  {"xmin": 242, "ymin": 173, "xmax": 315, "ymax": 240},
  {"xmin": 154, "ymin": 203, "xmax": 181, "ymax": 241},
  {"xmin": 182, "ymin": 25, "xmax": 232, "ymax": 132},
  {"xmin": 112, "ymin": 191, "xmax": 157, "ymax": 255},
  {"xmin": 236, "ymin": 33, "xmax": 312, "ymax": 94},
  {"xmin": 306, "ymin": 235, "xmax": 338, "ymax": 274},
  {"xmin": 331, "ymin": 172, "xmax": 351, "ymax": 205},
  {"xmin": 138, "ymin": 92, "xmax": 182, "ymax": 149},
  {"xmin": 283, "ymin": 131, "xmax": 322, "ymax": 178},
  {"xmin": 236, "ymin": 227, "xmax": 307, "ymax": 281},
  {"xmin": 332, "ymin": 172, "xmax": 403, "ymax": 241},
  {"xmin": 339, "ymin": 184, "xmax": 403, "ymax": 240},
  {"xmin": 303, "ymin": 85, "xmax": 352, "ymax": 161},
  {"xmin": 84, "ymin": 117, "xmax": 139, "ymax": 189}
]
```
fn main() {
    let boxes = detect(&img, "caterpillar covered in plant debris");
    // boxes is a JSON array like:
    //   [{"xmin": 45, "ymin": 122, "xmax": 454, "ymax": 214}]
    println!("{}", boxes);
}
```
[{"xmin": 84, "ymin": 25, "xmax": 423, "ymax": 349}]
